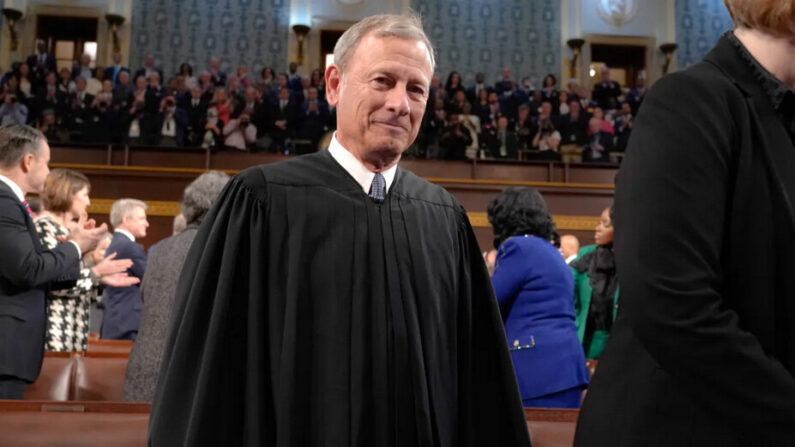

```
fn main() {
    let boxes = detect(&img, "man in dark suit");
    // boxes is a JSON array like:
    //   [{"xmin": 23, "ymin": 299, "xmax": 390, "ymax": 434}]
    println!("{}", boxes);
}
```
[
  {"xmin": 268, "ymin": 86, "xmax": 299, "ymax": 152},
  {"xmin": 485, "ymin": 115, "xmax": 519, "ymax": 159},
  {"xmin": 133, "ymin": 55, "xmax": 164, "ymax": 86},
  {"xmin": 296, "ymin": 87, "xmax": 329, "ymax": 152},
  {"xmin": 26, "ymin": 40, "xmax": 57, "ymax": 89},
  {"xmin": 0, "ymin": 125, "xmax": 107, "ymax": 398},
  {"xmin": 183, "ymin": 87, "xmax": 208, "ymax": 146},
  {"xmin": 104, "ymin": 52, "xmax": 130, "ymax": 87},
  {"xmin": 66, "ymin": 77, "xmax": 95, "ymax": 140},
  {"xmin": 101, "ymin": 199, "xmax": 148, "ymax": 341},
  {"xmin": 466, "ymin": 72, "xmax": 487, "ymax": 104},
  {"xmin": 581, "ymin": 117, "xmax": 613, "ymax": 162},
  {"xmin": 591, "ymin": 66, "xmax": 622, "ymax": 111},
  {"xmin": 574, "ymin": 4, "xmax": 795, "ymax": 445}
]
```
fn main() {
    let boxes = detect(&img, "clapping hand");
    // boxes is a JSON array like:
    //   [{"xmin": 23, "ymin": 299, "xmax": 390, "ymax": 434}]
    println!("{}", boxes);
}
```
[
  {"xmin": 100, "ymin": 273, "xmax": 140, "ymax": 288},
  {"xmin": 91, "ymin": 252, "xmax": 133, "ymax": 277}
]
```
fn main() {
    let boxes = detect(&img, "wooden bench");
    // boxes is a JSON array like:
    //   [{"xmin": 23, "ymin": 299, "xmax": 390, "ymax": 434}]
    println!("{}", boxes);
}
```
[
  {"xmin": 25, "ymin": 351, "xmax": 130, "ymax": 402},
  {"xmin": 0, "ymin": 400, "xmax": 149, "ymax": 447}
]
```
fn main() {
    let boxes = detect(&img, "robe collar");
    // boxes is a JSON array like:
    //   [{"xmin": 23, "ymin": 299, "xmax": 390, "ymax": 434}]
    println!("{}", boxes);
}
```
[{"xmin": 328, "ymin": 133, "xmax": 397, "ymax": 194}]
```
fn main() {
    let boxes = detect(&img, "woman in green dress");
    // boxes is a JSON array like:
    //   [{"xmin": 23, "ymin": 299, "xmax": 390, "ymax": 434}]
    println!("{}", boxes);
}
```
[{"xmin": 571, "ymin": 206, "xmax": 619, "ymax": 359}]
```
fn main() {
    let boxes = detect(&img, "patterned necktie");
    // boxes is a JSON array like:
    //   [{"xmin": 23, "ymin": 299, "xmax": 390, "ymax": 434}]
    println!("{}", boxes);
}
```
[
  {"xmin": 369, "ymin": 172, "xmax": 386, "ymax": 204},
  {"xmin": 21, "ymin": 200, "xmax": 33, "ymax": 218}
]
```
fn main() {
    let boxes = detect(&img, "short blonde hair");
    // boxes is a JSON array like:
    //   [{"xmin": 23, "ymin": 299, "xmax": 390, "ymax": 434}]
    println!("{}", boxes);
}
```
[
  {"xmin": 723, "ymin": 0, "xmax": 795, "ymax": 36},
  {"xmin": 333, "ymin": 14, "xmax": 435, "ymax": 74},
  {"xmin": 110, "ymin": 198, "xmax": 147, "ymax": 228}
]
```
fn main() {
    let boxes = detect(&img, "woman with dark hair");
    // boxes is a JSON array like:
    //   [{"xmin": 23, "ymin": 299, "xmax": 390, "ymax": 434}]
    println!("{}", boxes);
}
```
[
  {"xmin": 541, "ymin": 73, "xmax": 559, "ymax": 106},
  {"xmin": 488, "ymin": 187, "xmax": 589, "ymax": 408},
  {"xmin": 570, "ymin": 206, "xmax": 619, "ymax": 359},
  {"xmin": 178, "ymin": 63, "xmax": 197, "ymax": 90},
  {"xmin": 125, "ymin": 171, "xmax": 230, "ymax": 402},
  {"xmin": 444, "ymin": 71, "xmax": 465, "ymax": 98}
]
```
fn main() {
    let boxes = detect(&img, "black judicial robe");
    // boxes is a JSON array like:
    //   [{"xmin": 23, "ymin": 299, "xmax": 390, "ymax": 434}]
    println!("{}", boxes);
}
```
[{"xmin": 148, "ymin": 150, "xmax": 531, "ymax": 447}]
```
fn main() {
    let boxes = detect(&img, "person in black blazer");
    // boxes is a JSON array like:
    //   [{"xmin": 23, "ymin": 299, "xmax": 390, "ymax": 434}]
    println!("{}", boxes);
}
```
[
  {"xmin": 574, "ymin": 5, "xmax": 795, "ymax": 445},
  {"xmin": 581, "ymin": 117, "xmax": 614, "ymax": 163},
  {"xmin": 0, "ymin": 125, "xmax": 107, "ymax": 398},
  {"xmin": 104, "ymin": 52, "xmax": 130, "ymax": 87},
  {"xmin": 268, "ymin": 86, "xmax": 299, "ymax": 152},
  {"xmin": 100, "ymin": 199, "xmax": 149, "ymax": 341},
  {"xmin": 183, "ymin": 87, "xmax": 208, "ymax": 146},
  {"xmin": 26, "ymin": 41, "xmax": 57, "ymax": 89}
]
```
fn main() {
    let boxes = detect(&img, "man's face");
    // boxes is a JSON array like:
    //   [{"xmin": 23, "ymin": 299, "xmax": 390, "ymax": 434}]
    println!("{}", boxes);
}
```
[
  {"xmin": 124, "ymin": 206, "xmax": 149, "ymax": 239},
  {"xmin": 475, "ymin": 72, "xmax": 484, "ymax": 83},
  {"xmin": 488, "ymin": 92, "xmax": 498, "ymax": 104},
  {"xmin": 278, "ymin": 87, "xmax": 290, "ymax": 100},
  {"xmin": 76, "ymin": 79, "xmax": 86, "ymax": 91},
  {"xmin": 307, "ymin": 87, "xmax": 318, "ymax": 101},
  {"xmin": 589, "ymin": 118, "xmax": 601, "ymax": 133},
  {"xmin": 326, "ymin": 35, "xmax": 432, "ymax": 167},
  {"xmin": 497, "ymin": 116, "xmax": 508, "ymax": 130},
  {"xmin": 37, "ymin": 41, "xmax": 46, "ymax": 53},
  {"xmin": 601, "ymin": 68, "xmax": 610, "ymax": 82},
  {"xmin": 27, "ymin": 141, "xmax": 50, "ymax": 194},
  {"xmin": 146, "ymin": 55, "xmax": 154, "ymax": 68},
  {"xmin": 149, "ymin": 73, "xmax": 160, "ymax": 87},
  {"xmin": 136, "ymin": 77, "xmax": 146, "ymax": 89},
  {"xmin": 246, "ymin": 87, "xmax": 257, "ymax": 102},
  {"xmin": 119, "ymin": 72, "xmax": 129, "ymax": 86},
  {"xmin": 113, "ymin": 52, "xmax": 122, "ymax": 64},
  {"xmin": 81, "ymin": 54, "xmax": 90, "ymax": 66},
  {"xmin": 46, "ymin": 73, "xmax": 56, "ymax": 85},
  {"xmin": 502, "ymin": 68, "xmax": 511, "ymax": 80},
  {"xmin": 277, "ymin": 74, "xmax": 288, "ymax": 87},
  {"xmin": 570, "ymin": 101, "xmax": 580, "ymax": 115},
  {"xmin": 192, "ymin": 87, "xmax": 202, "ymax": 99},
  {"xmin": 301, "ymin": 77, "xmax": 310, "ymax": 88},
  {"xmin": 289, "ymin": 62, "xmax": 297, "ymax": 74},
  {"xmin": 540, "ymin": 102, "xmax": 551, "ymax": 118},
  {"xmin": 622, "ymin": 102, "xmax": 631, "ymax": 114},
  {"xmin": 210, "ymin": 59, "xmax": 220, "ymax": 71},
  {"xmin": 518, "ymin": 107, "xmax": 528, "ymax": 121}
]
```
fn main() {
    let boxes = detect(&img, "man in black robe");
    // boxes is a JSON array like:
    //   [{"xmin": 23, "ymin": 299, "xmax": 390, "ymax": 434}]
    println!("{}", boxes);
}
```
[{"xmin": 149, "ymin": 14, "xmax": 531, "ymax": 447}]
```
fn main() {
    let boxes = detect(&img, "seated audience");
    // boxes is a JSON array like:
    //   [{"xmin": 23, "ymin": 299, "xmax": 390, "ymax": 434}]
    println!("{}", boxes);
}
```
[
  {"xmin": 35, "ymin": 169, "xmax": 138, "ymax": 351},
  {"xmin": 488, "ymin": 187, "xmax": 589, "ymax": 408},
  {"xmin": 0, "ymin": 93, "xmax": 28, "ymax": 125},
  {"xmin": 100, "ymin": 199, "xmax": 149, "ymax": 341},
  {"xmin": 571, "ymin": 206, "xmax": 619, "ymax": 359},
  {"xmin": 124, "ymin": 171, "xmax": 230, "ymax": 402}
]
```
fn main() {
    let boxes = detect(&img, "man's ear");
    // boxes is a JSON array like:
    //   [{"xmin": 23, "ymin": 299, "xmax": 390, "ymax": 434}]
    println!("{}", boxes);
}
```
[
  {"xmin": 325, "ymin": 64, "xmax": 342, "ymax": 107},
  {"xmin": 20, "ymin": 153, "xmax": 34, "ymax": 173}
]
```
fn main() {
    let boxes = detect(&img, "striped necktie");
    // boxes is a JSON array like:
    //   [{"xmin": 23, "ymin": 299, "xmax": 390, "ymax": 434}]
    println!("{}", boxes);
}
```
[{"xmin": 368, "ymin": 173, "xmax": 386, "ymax": 204}]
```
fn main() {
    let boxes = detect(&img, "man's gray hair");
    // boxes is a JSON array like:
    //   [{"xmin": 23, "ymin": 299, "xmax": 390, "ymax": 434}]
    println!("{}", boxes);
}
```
[
  {"xmin": 110, "ymin": 198, "xmax": 148, "ymax": 228},
  {"xmin": 0, "ymin": 124, "xmax": 46, "ymax": 168},
  {"xmin": 181, "ymin": 171, "xmax": 230, "ymax": 225},
  {"xmin": 333, "ymin": 14, "xmax": 435, "ymax": 74}
]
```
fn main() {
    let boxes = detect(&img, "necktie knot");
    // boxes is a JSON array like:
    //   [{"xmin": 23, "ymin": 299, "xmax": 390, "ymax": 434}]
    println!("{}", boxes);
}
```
[{"xmin": 368, "ymin": 173, "xmax": 386, "ymax": 204}]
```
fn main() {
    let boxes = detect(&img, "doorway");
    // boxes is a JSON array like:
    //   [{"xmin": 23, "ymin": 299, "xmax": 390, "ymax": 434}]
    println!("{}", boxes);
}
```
[
  {"xmin": 36, "ymin": 15, "xmax": 99, "ymax": 72},
  {"xmin": 589, "ymin": 44, "xmax": 646, "ymax": 88}
]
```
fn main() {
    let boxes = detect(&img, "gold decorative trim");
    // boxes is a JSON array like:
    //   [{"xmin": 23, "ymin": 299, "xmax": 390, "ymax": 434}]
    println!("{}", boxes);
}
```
[
  {"xmin": 88, "ymin": 199, "xmax": 599, "ymax": 230},
  {"xmin": 467, "ymin": 212, "xmax": 599, "ymax": 231},
  {"xmin": 88, "ymin": 199, "xmax": 181, "ymax": 217}
]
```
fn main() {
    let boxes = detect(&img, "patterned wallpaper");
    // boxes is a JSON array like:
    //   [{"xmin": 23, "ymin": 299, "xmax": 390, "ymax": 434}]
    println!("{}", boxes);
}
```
[
  {"xmin": 129, "ymin": 0, "xmax": 291, "ymax": 80},
  {"xmin": 412, "ymin": 0, "xmax": 561, "ymax": 87},
  {"xmin": 675, "ymin": 0, "xmax": 733, "ymax": 68}
]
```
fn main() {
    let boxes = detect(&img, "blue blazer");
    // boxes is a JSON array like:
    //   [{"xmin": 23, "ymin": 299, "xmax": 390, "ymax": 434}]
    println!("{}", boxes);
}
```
[
  {"xmin": 100, "ymin": 232, "xmax": 146, "ymax": 340},
  {"xmin": 491, "ymin": 235, "xmax": 589, "ymax": 400}
]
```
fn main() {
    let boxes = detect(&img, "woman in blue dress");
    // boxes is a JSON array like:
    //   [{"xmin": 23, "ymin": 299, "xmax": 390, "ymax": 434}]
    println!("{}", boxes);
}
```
[{"xmin": 488, "ymin": 187, "xmax": 589, "ymax": 408}]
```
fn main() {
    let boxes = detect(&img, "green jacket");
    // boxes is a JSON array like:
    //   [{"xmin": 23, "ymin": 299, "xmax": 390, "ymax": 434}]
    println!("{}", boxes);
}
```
[{"xmin": 571, "ymin": 245, "xmax": 620, "ymax": 358}]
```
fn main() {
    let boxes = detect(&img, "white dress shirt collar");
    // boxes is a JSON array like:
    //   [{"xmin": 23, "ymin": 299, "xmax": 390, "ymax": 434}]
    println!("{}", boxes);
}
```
[
  {"xmin": 0, "ymin": 174, "xmax": 24, "ymax": 202},
  {"xmin": 328, "ymin": 133, "xmax": 397, "ymax": 194},
  {"xmin": 115, "ymin": 228, "xmax": 136, "ymax": 242}
]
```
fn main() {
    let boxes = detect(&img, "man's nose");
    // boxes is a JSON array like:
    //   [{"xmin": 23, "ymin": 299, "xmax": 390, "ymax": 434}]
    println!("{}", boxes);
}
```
[{"xmin": 385, "ymin": 84, "xmax": 410, "ymax": 116}]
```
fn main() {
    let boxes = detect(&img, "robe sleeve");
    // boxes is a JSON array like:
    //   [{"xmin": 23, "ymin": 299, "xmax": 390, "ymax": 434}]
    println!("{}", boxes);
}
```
[
  {"xmin": 456, "ymin": 212, "xmax": 532, "ymax": 447},
  {"xmin": 148, "ymin": 169, "xmax": 274, "ymax": 446}
]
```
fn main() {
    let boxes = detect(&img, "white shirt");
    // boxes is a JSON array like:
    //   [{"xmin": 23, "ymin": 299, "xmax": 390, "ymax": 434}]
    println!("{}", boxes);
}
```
[
  {"xmin": 115, "ymin": 229, "xmax": 136, "ymax": 242},
  {"xmin": 328, "ymin": 134, "xmax": 397, "ymax": 194},
  {"xmin": 565, "ymin": 254, "xmax": 578, "ymax": 265},
  {"xmin": 0, "ymin": 173, "xmax": 81, "ymax": 257}
]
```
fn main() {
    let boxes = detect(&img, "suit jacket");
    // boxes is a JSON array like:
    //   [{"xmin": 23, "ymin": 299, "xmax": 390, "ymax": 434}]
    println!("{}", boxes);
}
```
[
  {"xmin": 100, "ymin": 232, "xmax": 146, "ymax": 340},
  {"xmin": 491, "ymin": 236, "xmax": 589, "ymax": 401},
  {"xmin": 133, "ymin": 68, "xmax": 165, "ymax": 84},
  {"xmin": 575, "ymin": 35, "xmax": 795, "ymax": 446},
  {"xmin": 125, "ymin": 227, "xmax": 199, "ymax": 402},
  {"xmin": 485, "ymin": 129, "xmax": 519, "ymax": 159},
  {"xmin": 0, "ymin": 181, "xmax": 80, "ymax": 382},
  {"xmin": 26, "ymin": 53, "xmax": 57, "ymax": 87},
  {"xmin": 104, "ymin": 65, "xmax": 130, "ymax": 85}
]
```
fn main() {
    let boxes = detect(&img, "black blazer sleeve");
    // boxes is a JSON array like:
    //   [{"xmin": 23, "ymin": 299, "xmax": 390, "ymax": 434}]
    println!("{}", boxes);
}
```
[
  {"xmin": 0, "ymin": 195, "xmax": 80, "ymax": 289},
  {"xmin": 615, "ymin": 70, "xmax": 795, "ymax": 437}
]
